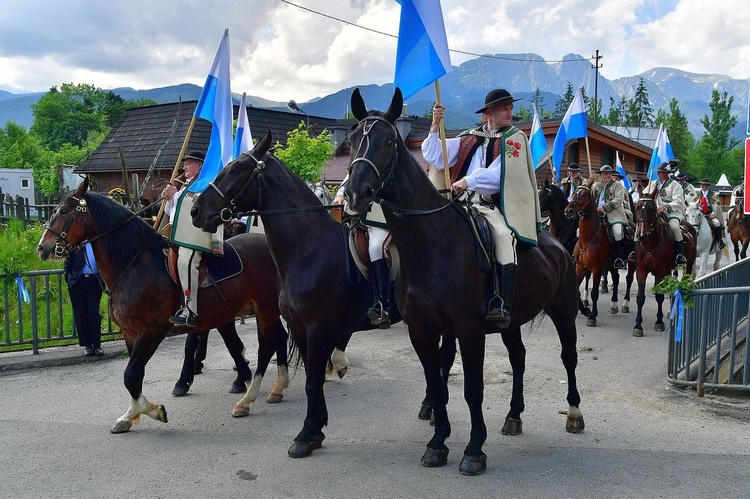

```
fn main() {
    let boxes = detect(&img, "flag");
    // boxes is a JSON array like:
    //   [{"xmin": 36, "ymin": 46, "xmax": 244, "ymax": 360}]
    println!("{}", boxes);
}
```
[
  {"xmin": 15, "ymin": 275, "xmax": 29, "ymax": 305},
  {"xmin": 189, "ymin": 29, "xmax": 233, "ymax": 193},
  {"xmin": 233, "ymin": 93, "xmax": 253, "ymax": 159},
  {"xmin": 394, "ymin": 0, "xmax": 451, "ymax": 101},
  {"xmin": 530, "ymin": 103, "xmax": 548, "ymax": 173},
  {"xmin": 646, "ymin": 124, "xmax": 675, "ymax": 181},
  {"xmin": 615, "ymin": 152, "xmax": 631, "ymax": 190},
  {"xmin": 552, "ymin": 87, "xmax": 588, "ymax": 181}
]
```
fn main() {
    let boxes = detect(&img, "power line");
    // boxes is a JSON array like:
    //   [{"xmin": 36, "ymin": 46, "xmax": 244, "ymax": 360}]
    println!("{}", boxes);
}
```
[{"xmin": 279, "ymin": 0, "xmax": 592, "ymax": 65}]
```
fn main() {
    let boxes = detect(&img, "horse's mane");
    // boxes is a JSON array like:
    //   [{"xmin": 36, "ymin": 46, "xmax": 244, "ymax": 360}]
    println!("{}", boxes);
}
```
[
  {"xmin": 76, "ymin": 191, "xmax": 166, "ymax": 268},
  {"xmin": 549, "ymin": 183, "xmax": 567, "ymax": 207}
]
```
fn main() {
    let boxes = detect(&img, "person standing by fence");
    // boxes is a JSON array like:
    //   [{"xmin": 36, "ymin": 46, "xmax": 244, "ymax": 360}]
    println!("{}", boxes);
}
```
[{"xmin": 64, "ymin": 243, "xmax": 104, "ymax": 356}]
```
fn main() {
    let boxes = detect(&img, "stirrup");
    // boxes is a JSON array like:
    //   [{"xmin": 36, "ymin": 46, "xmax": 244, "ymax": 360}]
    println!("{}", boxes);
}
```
[
  {"xmin": 486, "ymin": 296, "xmax": 510, "ymax": 326},
  {"xmin": 674, "ymin": 254, "xmax": 687, "ymax": 265},
  {"xmin": 627, "ymin": 251, "xmax": 636, "ymax": 263},
  {"xmin": 169, "ymin": 308, "xmax": 197, "ymax": 328},
  {"xmin": 367, "ymin": 302, "xmax": 391, "ymax": 329},
  {"xmin": 614, "ymin": 258, "xmax": 625, "ymax": 270}
]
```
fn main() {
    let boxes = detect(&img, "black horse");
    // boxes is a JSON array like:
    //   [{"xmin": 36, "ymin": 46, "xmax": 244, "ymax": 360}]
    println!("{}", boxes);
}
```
[
  {"xmin": 191, "ymin": 133, "xmax": 400, "ymax": 458},
  {"xmin": 343, "ymin": 88, "xmax": 583, "ymax": 475}
]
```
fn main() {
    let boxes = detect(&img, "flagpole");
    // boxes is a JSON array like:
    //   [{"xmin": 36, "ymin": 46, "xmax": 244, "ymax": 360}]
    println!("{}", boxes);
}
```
[
  {"xmin": 153, "ymin": 115, "xmax": 197, "ymax": 230},
  {"xmin": 434, "ymin": 81, "xmax": 452, "ymax": 198},
  {"xmin": 584, "ymin": 137, "xmax": 593, "ymax": 179}
]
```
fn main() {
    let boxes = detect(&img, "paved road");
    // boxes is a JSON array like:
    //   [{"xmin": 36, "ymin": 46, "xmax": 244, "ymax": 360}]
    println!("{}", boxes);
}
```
[{"xmin": 1, "ymin": 281, "xmax": 749, "ymax": 499}]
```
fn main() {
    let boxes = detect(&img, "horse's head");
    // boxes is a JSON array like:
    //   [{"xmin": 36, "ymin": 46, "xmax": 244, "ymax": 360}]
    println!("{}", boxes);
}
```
[
  {"xmin": 564, "ymin": 179, "xmax": 595, "ymax": 220},
  {"xmin": 538, "ymin": 179, "xmax": 552, "ymax": 212},
  {"xmin": 634, "ymin": 197, "xmax": 659, "ymax": 239},
  {"xmin": 308, "ymin": 177, "xmax": 332, "ymax": 205},
  {"xmin": 685, "ymin": 201, "xmax": 702, "ymax": 227},
  {"xmin": 344, "ymin": 88, "xmax": 402, "ymax": 216},
  {"xmin": 37, "ymin": 178, "xmax": 95, "ymax": 260},
  {"xmin": 192, "ymin": 129, "xmax": 274, "ymax": 233}
]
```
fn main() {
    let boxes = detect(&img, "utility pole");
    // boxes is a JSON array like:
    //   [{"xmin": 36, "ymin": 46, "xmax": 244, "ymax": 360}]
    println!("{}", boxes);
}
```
[{"xmin": 591, "ymin": 50, "xmax": 603, "ymax": 124}]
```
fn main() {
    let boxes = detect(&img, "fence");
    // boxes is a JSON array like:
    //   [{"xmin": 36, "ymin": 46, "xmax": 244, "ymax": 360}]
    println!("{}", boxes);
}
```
[
  {"xmin": 0, "ymin": 194, "xmax": 56, "ymax": 225},
  {"xmin": 668, "ymin": 257, "xmax": 750, "ymax": 396},
  {"xmin": 2, "ymin": 269, "xmax": 119, "ymax": 353}
]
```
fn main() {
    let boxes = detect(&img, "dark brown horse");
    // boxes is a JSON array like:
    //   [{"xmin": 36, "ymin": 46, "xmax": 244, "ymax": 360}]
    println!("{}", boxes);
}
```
[
  {"xmin": 342, "ymin": 88, "xmax": 583, "ymax": 475},
  {"xmin": 727, "ymin": 201, "xmax": 750, "ymax": 260},
  {"xmin": 190, "ymin": 131, "xmax": 402, "ymax": 460},
  {"xmin": 564, "ymin": 180, "xmax": 635, "ymax": 326},
  {"xmin": 632, "ymin": 198, "xmax": 696, "ymax": 337},
  {"xmin": 37, "ymin": 179, "xmax": 292, "ymax": 431}
]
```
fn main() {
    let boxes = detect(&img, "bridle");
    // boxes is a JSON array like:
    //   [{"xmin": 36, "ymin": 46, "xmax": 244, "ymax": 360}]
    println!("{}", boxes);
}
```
[
  {"xmin": 348, "ymin": 115, "xmax": 398, "ymax": 199},
  {"xmin": 568, "ymin": 186, "xmax": 595, "ymax": 219},
  {"xmin": 44, "ymin": 194, "xmax": 90, "ymax": 258},
  {"xmin": 635, "ymin": 199, "xmax": 662, "ymax": 239},
  {"xmin": 206, "ymin": 151, "xmax": 266, "ymax": 222}
]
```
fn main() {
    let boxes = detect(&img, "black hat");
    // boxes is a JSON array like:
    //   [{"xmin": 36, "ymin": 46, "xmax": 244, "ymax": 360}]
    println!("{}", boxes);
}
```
[
  {"xmin": 612, "ymin": 169, "xmax": 623, "ymax": 177},
  {"xmin": 655, "ymin": 161, "xmax": 674, "ymax": 173},
  {"xmin": 633, "ymin": 175, "xmax": 646, "ymax": 182},
  {"xmin": 475, "ymin": 88, "xmax": 522, "ymax": 114},
  {"xmin": 183, "ymin": 150, "xmax": 206, "ymax": 162},
  {"xmin": 599, "ymin": 165, "xmax": 614, "ymax": 173},
  {"xmin": 699, "ymin": 178, "xmax": 712, "ymax": 185},
  {"xmin": 673, "ymin": 170, "xmax": 687, "ymax": 180},
  {"xmin": 567, "ymin": 163, "xmax": 581, "ymax": 172}
]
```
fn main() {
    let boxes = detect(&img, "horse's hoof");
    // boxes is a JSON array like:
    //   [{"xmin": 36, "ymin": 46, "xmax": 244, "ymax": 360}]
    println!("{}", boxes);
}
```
[
  {"xmin": 581, "ymin": 307, "xmax": 592, "ymax": 317},
  {"xmin": 600, "ymin": 285, "xmax": 609, "ymax": 294},
  {"xmin": 429, "ymin": 412, "xmax": 436, "ymax": 427},
  {"xmin": 655, "ymin": 323, "xmax": 665, "ymax": 332},
  {"xmin": 172, "ymin": 383, "xmax": 190, "ymax": 397},
  {"xmin": 420, "ymin": 447, "xmax": 449, "ymax": 467},
  {"xmin": 418, "ymin": 402, "xmax": 433, "ymax": 421},
  {"xmin": 110, "ymin": 420, "xmax": 132, "ymax": 434},
  {"xmin": 632, "ymin": 328, "xmax": 644, "ymax": 337},
  {"xmin": 228, "ymin": 383, "xmax": 245, "ymax": 394},
  {"xmin": 501, "ymin": 417, "xmax": 523, "ymax": 435},
  {"xmin": 336, "ymin": 366, "xmax": 348, "ymax": 379},
  {"xmin": 586, "ymin": 318, "xmax": 597, "ymax": 327},
  {"xmin": 566, "ymin": 416, "xmax": 585, "ymax": 433},
  {"xmin": 156, "ymin": 405, "xmax": 168, "ymax": 423},
  {"xmin": 459, "ymin": 453, "xmax": 487, "ymax": 476},
  {"xmin": 288, "ymin": 436, "xmax": 324, "ymax": 458},
  {"xmin": 610, "ymin": 305, "xmax": 619, "ymax": 314},
  {"xmin": 622, "ymin": 305, "xmax": 630, "ymax": 313},
  {"xmin": 232, "ymin": 406, "xmax": 250, "ymax": 418},
  {"xmin": 266, "ymin": 393, "xmax": 283, "ymax": 404}
]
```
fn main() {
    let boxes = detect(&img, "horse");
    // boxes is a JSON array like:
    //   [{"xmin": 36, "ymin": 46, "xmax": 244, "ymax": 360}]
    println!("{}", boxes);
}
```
[
  {"xmin": 37, "ymin": 179, "xmax": 293, "ymax": 431},
  {"xmin": 727, "ymin": 201, "xmax": 750, "ymax": 260},
  {"xmin": 308, "ymin": 177, "xmax": 333, "ymax": 206},
  {"xmin": 563, "ymin": 180, "xmax": 635, "ymax": 326},
  {"xmin": 632, "ymin": 198, "xmax": 696, "ymax": 337},
  {"xmin": 190, "ymin": 131, "xmax": 402, "ymax": 460},
  {"xmin": 341, "ymin": 87, "xmax": 583, "ymax": 475},
  {"xmin": 685, "ymin": 201, "xmax": 724, "ymax": 277}
]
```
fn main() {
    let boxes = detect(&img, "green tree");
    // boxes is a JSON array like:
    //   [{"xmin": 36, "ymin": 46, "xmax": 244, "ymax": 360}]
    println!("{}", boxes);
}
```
[
  {"xmin": 656, "ymin": 99, "xmax": 694, "ymax": 169},
  {"xmin": 624, "ymin": 78, "xmax": 654, "ymax": 127},
  {"xmin": 607, "ymin": 96, "xmax": 628, "ymax": 126},
  {"xmin": 274, "ymin": 122, "xmax": 335, "ymax": 183},
  {"xmin": 553, "ymin": 82, "xmax": 575, "ymax": 119},
  {"xmin": 689, "ymin": 90, "xmax": 740, "ymax": 181}
]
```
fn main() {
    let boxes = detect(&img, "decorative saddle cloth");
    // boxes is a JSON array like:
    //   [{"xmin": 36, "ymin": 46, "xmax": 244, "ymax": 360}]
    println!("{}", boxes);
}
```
[{"xmin": 165, "ymin": 239, "xmax": 243, "ymax": 289}]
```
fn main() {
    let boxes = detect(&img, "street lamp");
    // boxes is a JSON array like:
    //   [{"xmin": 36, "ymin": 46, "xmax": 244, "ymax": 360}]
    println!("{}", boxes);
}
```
[{"xmin": 287, "ymin": 100, "xmax": 309, "ymax": 129}]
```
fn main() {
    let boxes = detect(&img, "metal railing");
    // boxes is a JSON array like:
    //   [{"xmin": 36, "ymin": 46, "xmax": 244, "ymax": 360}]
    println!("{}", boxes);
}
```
[
  {"xmin": 668, "ymin": 258, "xmax": 750, "ymax": 395},
  {"xmin": 2, "ymin": 269, "xmax": 119, "ymax": 354}
]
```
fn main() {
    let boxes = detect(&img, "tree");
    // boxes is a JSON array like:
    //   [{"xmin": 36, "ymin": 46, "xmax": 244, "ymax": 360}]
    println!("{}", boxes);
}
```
[
  {"xmin": 656, "ymin": 99, "xmax": 694, "ymax": 169},
  {"xmin": 273, "ymin": 122, "xmax": 335, "ymax": 183},
  {"xmin": 624, "ymin": 78, "xmax": 654, "ymax": 127},
  {"xmin": 689, "ymin": 90, "xmax": 740, "ymax": 181},
  {"xmin": 553, "ymin": 82, "xmax": 575, "ymax": 119},
  {"xmin": 606, "ymin": 96, "xmax": 627, "ymax": 126}
]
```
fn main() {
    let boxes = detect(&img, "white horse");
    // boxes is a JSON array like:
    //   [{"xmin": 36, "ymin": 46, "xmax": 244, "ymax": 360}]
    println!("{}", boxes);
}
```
[{"xmin": 686, "ymin": 202, "xmax": 724, "ymax": 277}]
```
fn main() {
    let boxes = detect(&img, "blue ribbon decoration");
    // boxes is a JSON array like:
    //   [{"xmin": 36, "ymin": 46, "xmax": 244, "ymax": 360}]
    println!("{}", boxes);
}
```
[
  {"xmin": 669, "ymin": 289, "xmax": 684, "ymax": 342},
  {"xmin": 15, "ymin": 274, "xmax": 30, "ymax": 305}
]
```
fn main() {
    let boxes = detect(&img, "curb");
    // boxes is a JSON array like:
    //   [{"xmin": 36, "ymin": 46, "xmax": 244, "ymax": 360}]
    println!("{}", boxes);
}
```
[{"xmin": 0, "ymin": 342, "xmax": 129, "ymax": 375}]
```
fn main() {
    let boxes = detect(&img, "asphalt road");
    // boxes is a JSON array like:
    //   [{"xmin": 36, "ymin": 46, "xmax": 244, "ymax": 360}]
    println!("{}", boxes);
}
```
[{"xmin": 1, "ymin": 280, "xmax": 749, "ymax": 499}]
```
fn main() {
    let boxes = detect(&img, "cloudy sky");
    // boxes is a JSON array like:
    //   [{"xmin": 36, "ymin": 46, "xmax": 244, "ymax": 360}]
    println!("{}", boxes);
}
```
[{"xmin": 1, "ymin": 0, "xmax": 748, "ymax": 103}]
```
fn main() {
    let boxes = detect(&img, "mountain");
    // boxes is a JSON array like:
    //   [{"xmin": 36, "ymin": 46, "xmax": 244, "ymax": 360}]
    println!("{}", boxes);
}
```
[{"xmin": 0, "ymin": 54, "xmax": 746, "ymax": 141}]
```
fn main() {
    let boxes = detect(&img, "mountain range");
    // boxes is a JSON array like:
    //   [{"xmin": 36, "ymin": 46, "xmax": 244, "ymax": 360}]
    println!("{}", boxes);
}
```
[{"xmin": 1, "ymin": 53, "xmax": 747, "ymax": 141}]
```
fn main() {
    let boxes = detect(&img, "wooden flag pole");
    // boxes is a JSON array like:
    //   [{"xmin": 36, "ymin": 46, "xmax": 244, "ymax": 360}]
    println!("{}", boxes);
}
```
[
  {"xmin": 434, "ymin": 80, "xmax": 452, "ymax": 198},
  {"xmin": 584, "ymin": 136, "xmax": 594, "ymax": 180},
  {"xmin": 153, "ymin": 115, "xmax": 197, "ymax": 230}
]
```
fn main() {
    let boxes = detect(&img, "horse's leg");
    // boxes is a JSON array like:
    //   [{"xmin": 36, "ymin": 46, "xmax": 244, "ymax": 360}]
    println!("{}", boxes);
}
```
[
  {"xmin": 633, "ymin": 271, "xmax": 647, "ymax": 337},
  {"xmin": 194, "ymin": 331, "xmax": 209, "ymax": 374},
  {"xmin": 600, "ymin": 271, "xmax": 609, "ymax": 294},
  {"xmin": 172, "ymin": 332, "xmax": 203, "ymax": 396},
  {"xmin": 586, "ymin": 271, "xmax": 601, "ymax": 327},
  {"xmin": 654, "ymin": 292, "xmax": 666, "ymax": 332},
  {"xmin": 112, "ymin": 332, "xmax": 168, "ymax": 433},
  {"xmin": 215, "ymin": 321, "xmax": 253, "ymax": 394},
  {"xmin": 267, "ymin": 320, "xmax": 290, "ymax": 403},
  {"xmin": 457, "ymin": 335, "xmax": 487, "ymax": 476},
  {"xmin": 577, "ymin": 267, "xmax": 591, "ymax": 317},
  {"xmin": 326, "ymin": 332, "xmax": 352, "ymax": 379},
  {"xmin": 622, "ymin": 263, "xmax": 635, "ymax": 313},
  {"xmin": 610, "ymin": 270, "xmax": 620, "ymax": 314},
  {"xmin": 420, "ymin": 335, "xmax": 456, "ymax": 422},
  {"xmin": 742, "ymin": 240, "xmax": 749, "ymax": 259},
  {"xmin": 500, "ymin": 328, "xmax": 525, "ymax": 436},
  {"xmin": 288, "ymin": 329, "xmax": 334, "ymax": 458}
]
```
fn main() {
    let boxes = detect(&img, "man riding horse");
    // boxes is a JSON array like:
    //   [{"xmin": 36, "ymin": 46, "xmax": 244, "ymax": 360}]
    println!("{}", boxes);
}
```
[
  {"xmin": 560, "ymin": 163, "xmax": 586, "ymax": 202},
  {"xmin": 593, "ymin": 165, "xmax": 628, "ymax": 269},
  {"xmin": 421, "ymin": 88, "xmax": 541, "ymax": 328},
  {"xmin": 693, "ymin": 178, "xmax": 727, "ymax": 249}
]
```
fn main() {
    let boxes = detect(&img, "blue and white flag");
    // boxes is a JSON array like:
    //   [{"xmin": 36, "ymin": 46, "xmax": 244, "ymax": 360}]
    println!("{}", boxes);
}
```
[
  {"xmin": 394, "ymin": 0, "xmax": 451, "ymax": 101},
  {"xmin": 530, "ymin": 103, "xmax": 548, "ymax": 173},
  {"xmin": 615, "ymin": 152, "xmax": 631, "ymax": 190},
  {"xmin": 646, "ymin": 124, "xmax": 675, "ymax": 181},
  {"xmin": 189, "ymin": 29, "xmax": 233, "ymax": 193},
  {"xmin": 15, "ymin": 275, "xmax": 29, "ymax": 305},
  {"xmin": 552, "ymin": 87, "xmax": 588, "ymax": 181},
  {"xmin": 233, "ymin": 93, "xmax": 253, "ymax": 159}
]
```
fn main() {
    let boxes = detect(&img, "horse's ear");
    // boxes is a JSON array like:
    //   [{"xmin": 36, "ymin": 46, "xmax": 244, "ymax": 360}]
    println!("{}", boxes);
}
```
[
  {"xmin": 254, "ymin": 129, "xmax": 273, "ymax": 157},
  {"xmin": 544, "ymin": 179, "xmax": 550, "ymax": 188},
  {"xmin": 384, "ymin": 88, "xmax": 403, "ymax": 123},
  {"xmin": 75, "ymin": 176, "xmax": 89, "ymax": 198},
  {"xmin": 351, "ymin": 88, "xmax": 368, "ymax": 121}
]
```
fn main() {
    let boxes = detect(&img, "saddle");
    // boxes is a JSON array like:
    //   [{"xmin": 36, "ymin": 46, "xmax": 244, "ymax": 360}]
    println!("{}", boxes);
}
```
[
  {"xmin": 465, "ymin": 201, "xmax": 493, "ymax": 273},
  {"xmin": 338, "ymin": 215, "xmax": 399, "ymax": 281},
  {"xmin": 165, "ymin": 238, "xmax": 244, "ymax": 289}
]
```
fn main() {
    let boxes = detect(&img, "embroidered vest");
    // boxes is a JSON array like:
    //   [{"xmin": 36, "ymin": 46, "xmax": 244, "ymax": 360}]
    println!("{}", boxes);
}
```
[{"xmin": 450, "ymin": 127, "xmax": 514, "ymax": 183}]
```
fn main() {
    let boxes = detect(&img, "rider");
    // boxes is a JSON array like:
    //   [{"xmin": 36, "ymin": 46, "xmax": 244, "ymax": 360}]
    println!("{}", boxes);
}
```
[
  {"xmin": 333, "ymin": 179, "xmax": 392, "ymax": 328},
  {"xmin": 693, "ymin": 178, "xmax": 727, "ymax": 249},
  {"xmin": 612, "ymin": 169, "xmax": 634, "ymax": 223},
  {"xmin": 673, "ymin": 170, "xmax": 696, "ymax": 206},
  {"xmin": 594, "ymin": 165, "xmax": 628, "ymax": 270},
  {"xmin": 630, "ymin": 161, "xmax": 687, "ymax": 265},
  {"xmin": 560, "ymin": 163, "xmax": 586, "ymax": 202},
  {"xmin": 421, "ymin": 88, "xmax": 542, "ymax": 328},
  {"xmin": 730, "ymin": 176, "xmax": 744, "ymax": 218},
  {"xmin": 162, "ymin": 150, "xmax": 223, "ymax": 327},
  {"xmin": 630, "ymin": 175, "xmax": 646, "ymax": 205}
]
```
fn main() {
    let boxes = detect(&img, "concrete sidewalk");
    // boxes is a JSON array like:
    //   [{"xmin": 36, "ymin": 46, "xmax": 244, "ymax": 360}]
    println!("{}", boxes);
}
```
[{"xmin": 0, "ymin": 339, "xmax": 130, "ymax": 373}]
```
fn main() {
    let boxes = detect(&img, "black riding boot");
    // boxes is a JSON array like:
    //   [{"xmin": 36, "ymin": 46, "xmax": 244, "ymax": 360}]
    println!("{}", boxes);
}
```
[
  {"xmin": 613, "ymin": 239, "xmax": 625, "ymax": 269},
  {"xmin": 367, "ymin": 258, "xmax": 391, "ymax": 329},
  {"xmin": 713, "ymin": 226, "xmax": 727, "ymax": 249},
  {"xmin": 487, "ymin": 264, "xmax": 516, "ymax": 328},
  {"xmin": 674, "ymin": 241, "xmax": 687, "ymax": 265}
]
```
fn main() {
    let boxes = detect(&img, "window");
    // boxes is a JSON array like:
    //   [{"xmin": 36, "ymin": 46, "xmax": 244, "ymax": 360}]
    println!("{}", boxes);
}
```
[
  {"xmin": 601, "ymin": 148, "xmax": 614, "ymax": 167},
  {"xmin": 20, "ymin": 178, "xmax": 31, "ymax": 189}
]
